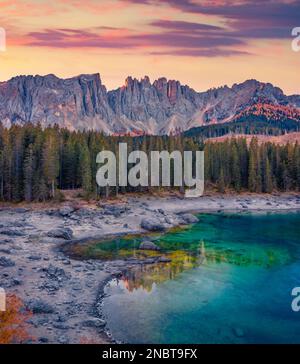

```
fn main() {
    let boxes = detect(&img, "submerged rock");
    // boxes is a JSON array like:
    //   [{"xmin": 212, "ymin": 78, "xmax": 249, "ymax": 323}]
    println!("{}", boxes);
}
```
[
  {"xmin": 233, "ymin": 327, "xmax": 245, "ymax": 338},
  {"xmin": 139, "ymin": 241, "xmax": 161, "ymax": 251},
  {"xmin": 157, "ymin": 256, "xmax": 171, "ymax": 263}
]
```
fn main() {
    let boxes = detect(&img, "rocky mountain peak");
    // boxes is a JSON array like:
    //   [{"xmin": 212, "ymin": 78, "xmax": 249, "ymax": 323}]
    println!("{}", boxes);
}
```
[{"xmin": 0, "ymin": 73, "xmax": 299, "ymax": 135}]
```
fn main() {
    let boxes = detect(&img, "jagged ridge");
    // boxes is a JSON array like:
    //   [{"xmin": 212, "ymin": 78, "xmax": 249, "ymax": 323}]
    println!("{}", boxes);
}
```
[{"xmin": 0, "ymin": 74, "xmax": 299, "ymax": 135}]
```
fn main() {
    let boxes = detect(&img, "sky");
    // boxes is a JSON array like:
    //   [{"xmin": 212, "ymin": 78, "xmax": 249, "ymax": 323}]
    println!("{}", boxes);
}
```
[{"xmin": 0, "ymin": 0, "xmax": 299, "ymax": 94}]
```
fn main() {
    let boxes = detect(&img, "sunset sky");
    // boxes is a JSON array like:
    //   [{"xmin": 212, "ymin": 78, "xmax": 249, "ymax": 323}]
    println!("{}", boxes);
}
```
[{"xmin": 0, "ymin": 0, "xmax": 299, "ymax": 94}]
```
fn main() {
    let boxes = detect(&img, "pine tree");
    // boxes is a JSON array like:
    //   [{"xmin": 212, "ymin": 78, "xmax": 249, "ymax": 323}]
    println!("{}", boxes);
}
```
[
  {"xmin": 42, "ymin": 130, "xmax": 59, "ymax": 198},
  {"xmin": 217, "ymin": 168, "xmax": 225, "ymax": 193},
  {"xmin": 231, "ymin": 143, "xmax": 241, "ymax": 191},
  {"xmin": 23, "ymin": 144, "xmax": 35, "ymax": 202},
  {"xmin": 248, "ymin": 146, "xmax": 257, "ymax": 192},
  {"xmin": 263, "ymin": 156, "xmax": 273, "ymax": 193},
  {"xmin": 79, "ymin": 142, "xmax": 92, "ymax": 193}
]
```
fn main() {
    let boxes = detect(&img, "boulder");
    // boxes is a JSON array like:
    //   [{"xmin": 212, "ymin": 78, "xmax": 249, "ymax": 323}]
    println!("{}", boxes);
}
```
[
  {"xmin": 59, "ymin": 206, "xmax": 75, "ymax": 217},
  {"xmin": 26, "ymin": 299, "xmax": 55, "ymax": 314},
  {"xmin": 47, "ymin": 228, "xmax": 73, "ymax": 240},
  {"xmin": 12, "ymin": 208, "xmax": 30, "ymax": 213},
  {"xmin": 0, "ymin": 256, "xmax": 15, "ymax": 267},
  {"xmin": 143, "ymin": 258, "xmax": 158, "ymax": 264},
  {"xmin": 0, "ymin": 229, "xmax": 25, "ymax": 236},
  {"xmin": 102, "ymin": 205, "xmax": 129, "ymax": 218},
  {"xmin": 81, "ymin": 318, "xmax": 106, "ymax": 328},
  {"xmin": 141, "ymin": 218, "xmax": 166, "ymax": 232},
  {"xmin": 45, "ymin": 264, "xmax": 70, "ymax": 281},
  {"xmin": 139, "ymin": 241, "xmax": 161, "ymax": 251},
  {"xmin": 58, "ymin": 335, "xmax": 69, "ymax": 344},
  {"xmin": 157, "ymin": 256, "xmax": 172, "ymax": 263},
  {"xmin": 180, "ymin": 213, "xmax": 199, "ymax": 224}
]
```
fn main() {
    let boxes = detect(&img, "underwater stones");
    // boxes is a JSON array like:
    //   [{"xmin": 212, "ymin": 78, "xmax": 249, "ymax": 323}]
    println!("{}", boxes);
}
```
[
  {"xmin": 139, "ymin": 241, "xmax": 161, "ymax": 251},
  {"xmin": 157, "ymin": 256, "xmax": 171, "ymax": 263},
  {"xmin": 233, "ymin": 327, "xmax": 245, "ymax": 338}
]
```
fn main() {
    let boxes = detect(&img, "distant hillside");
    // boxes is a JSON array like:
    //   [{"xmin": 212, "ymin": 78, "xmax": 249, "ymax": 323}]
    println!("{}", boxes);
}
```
[
  {"xmin": 207, "ymin": 132, "xmax": 300, "ymax": 145},
  {"xmin": 184, "ymin": 115, "xmax": 300, "ymax": 139}
]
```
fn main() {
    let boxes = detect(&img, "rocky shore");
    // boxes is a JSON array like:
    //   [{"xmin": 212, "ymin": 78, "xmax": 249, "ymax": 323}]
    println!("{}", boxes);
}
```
[{"xmin": 1, "ymin": 193, "xmax": 299, "ymax": 343}]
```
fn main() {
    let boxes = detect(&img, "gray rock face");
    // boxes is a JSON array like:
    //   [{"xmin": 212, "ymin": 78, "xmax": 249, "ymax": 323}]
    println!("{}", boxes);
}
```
[
  {"xmin": 139, "ymin": 241, "xmax": 161, "ymax": 251},
  {"xmin": 47, "ymin": 228, "xmax": 73, "ymax": 240},
  {"xmin": 141, "ymin": 218, "xmax": 166, "ymax": 232},
  {"xmin": 0, "ymin": 74, "xmax": 115, "ymax": 133},
  {"xmin": 108, "ymin": 77, "xmax": 300, "ymax": 134},
  {"xmin": 1, "ymin": 74, "xmax": 299, "ymax": 135}
]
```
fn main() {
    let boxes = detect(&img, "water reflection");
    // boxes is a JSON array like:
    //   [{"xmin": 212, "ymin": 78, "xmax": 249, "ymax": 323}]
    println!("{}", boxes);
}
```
[
  {"xmin": 66, "ymin": 213, "xmax": 293, "ymax": 294},
  {"xmin": 116, "ymin": 239, "xmax": 289, "ymax": 293}
]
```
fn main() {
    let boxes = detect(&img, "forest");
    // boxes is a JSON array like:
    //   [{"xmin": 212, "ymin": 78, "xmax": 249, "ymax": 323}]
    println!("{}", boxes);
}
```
[
  {"xmin": 0, "ymin": 123, "xmax": 299, "ymax": 202},
  {"xmin": 184, "ymin": 115, "xmax": 300, "ymax": 139}
]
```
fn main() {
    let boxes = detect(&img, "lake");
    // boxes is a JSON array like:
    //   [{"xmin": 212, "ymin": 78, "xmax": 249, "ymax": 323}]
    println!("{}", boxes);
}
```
[{"xmin": 97, "ymin": 212, "xmax": 300, "ymax": 343}]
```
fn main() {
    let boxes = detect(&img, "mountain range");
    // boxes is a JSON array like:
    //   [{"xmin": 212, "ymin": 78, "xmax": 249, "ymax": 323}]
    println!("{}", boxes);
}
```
[{"xmin": 0, "ymin": 73, "xmax": 299, "ymax": 135}]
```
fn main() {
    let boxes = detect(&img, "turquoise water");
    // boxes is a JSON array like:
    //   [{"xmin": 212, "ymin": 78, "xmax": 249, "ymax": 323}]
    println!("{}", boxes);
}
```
[{"xmin": 101, "ymin": 212, "xmax": 300, "ymax": 343}]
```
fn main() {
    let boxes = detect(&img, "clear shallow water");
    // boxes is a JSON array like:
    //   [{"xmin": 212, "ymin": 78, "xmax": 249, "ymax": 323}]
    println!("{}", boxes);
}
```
[{"xmin": 101, "ymin": 212, "xmax": 300, "ymax": 343}]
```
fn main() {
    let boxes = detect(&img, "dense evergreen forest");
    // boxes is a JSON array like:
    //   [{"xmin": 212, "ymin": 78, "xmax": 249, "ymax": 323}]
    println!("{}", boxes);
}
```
[
  {"xmin": 184, "ymin": 115, "xmax": 300, "ymax": 139},
  {"xmin": 0, "ymin": 123, "xmax": 299, "ymax": 202}
]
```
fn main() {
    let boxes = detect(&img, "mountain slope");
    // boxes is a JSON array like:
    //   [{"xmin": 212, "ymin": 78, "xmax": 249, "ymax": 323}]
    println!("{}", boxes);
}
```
[{"xmin": 0, "ymin": 74, "xmax": 299, "ymax": 135}]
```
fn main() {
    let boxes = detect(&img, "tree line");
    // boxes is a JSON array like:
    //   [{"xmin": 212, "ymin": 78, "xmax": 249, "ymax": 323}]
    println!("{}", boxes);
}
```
[
  {"xmin": 0, "ymin": 123, "xmax": 299, "ymax": 202},
  {"xmin": 184, "ymin": 115, "xmax": 300, "ymax": 139}
]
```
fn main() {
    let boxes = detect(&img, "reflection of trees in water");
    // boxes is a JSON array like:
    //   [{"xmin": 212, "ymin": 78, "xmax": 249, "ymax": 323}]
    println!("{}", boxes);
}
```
[
  {"xmin": 120, "ymin": 241, "xmax": 288, "ymax": 292},
  {"xmin": 121, "ymin": 251, "xmax": 198, "ymax": 292}
]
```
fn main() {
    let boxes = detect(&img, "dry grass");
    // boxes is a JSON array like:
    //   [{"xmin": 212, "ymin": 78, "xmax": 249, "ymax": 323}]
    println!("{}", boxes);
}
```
[{"xmin": 0, "ymin": 294, "xmax": 32, "ymax": 344}]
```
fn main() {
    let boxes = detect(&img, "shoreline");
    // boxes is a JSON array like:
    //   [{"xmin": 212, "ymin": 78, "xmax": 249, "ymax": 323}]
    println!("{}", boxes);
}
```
[{"xmin": 0, "ymin": 193, "xmax": 299, "ymax": 344}]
